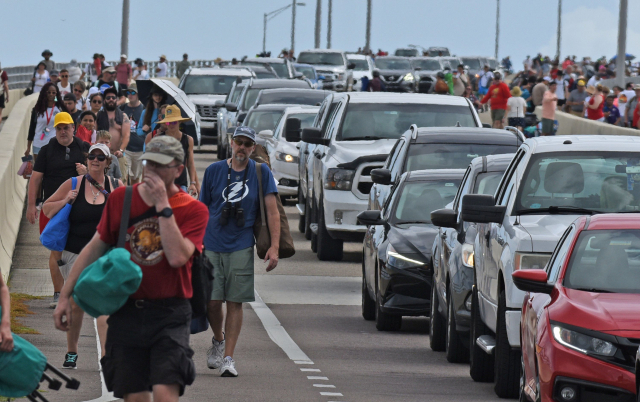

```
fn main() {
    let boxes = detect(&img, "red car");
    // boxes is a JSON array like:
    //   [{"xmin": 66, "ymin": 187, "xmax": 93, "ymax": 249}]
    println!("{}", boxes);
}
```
[{"xmin": 513, "ymin": 214, "xmax": 640, "ymax": 402}]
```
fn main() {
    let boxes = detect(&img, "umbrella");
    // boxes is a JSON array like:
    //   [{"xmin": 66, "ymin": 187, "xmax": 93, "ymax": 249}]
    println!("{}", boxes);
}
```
[
  {"xmin": 136, "ymin": 78, "xmax": 202, "ymax": 145},
  {"xmin": 610, "ymin": 53, "xmax": 635, "ymax": 61}
]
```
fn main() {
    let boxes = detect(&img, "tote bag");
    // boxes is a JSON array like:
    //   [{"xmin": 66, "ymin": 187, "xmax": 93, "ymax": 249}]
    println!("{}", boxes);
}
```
[{"xmin": 40, "ymin": 177, "xmax": 77, "ymax": 251}]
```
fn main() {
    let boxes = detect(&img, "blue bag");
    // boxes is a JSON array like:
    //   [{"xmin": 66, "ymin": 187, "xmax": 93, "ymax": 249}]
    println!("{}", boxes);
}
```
[{"xmin": 40, "ymin": 177, "xmax": 77, "ymax": 251}]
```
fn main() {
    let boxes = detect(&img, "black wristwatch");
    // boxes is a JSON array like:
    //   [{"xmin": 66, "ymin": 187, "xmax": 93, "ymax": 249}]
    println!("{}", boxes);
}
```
[{"xmin": 157, "ymin": 207, "xmax": 173, "ymax": 218}]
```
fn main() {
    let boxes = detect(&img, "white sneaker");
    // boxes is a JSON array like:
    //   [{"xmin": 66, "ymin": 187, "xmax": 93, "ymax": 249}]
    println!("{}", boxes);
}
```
[
  {"xmin": 219, "ymin": 356, "xmax": 238, "ymax": 377},
  {"xmin": 207, "ymin": 337, "xmax": 225, "ymax": 369}
]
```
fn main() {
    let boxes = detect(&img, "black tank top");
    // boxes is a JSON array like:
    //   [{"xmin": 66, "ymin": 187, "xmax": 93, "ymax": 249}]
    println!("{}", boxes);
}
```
[
  {"xmin": 159, "ymin": 132, "xmax": 189, "ymax": 189},
  {"xmin": 65, "ymin": 176, "xmax": 111, "ymax": 254}
]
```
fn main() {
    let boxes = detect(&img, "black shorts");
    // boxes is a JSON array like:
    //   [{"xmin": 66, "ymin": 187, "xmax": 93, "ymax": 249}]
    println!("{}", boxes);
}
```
[
  {"xmin": 0, "ymin": 94, "xmax": 5, "ymax": 108},
  {"xmin": 557, "ymin": 99, "xmax": 566, "ymax": 107},
  {"xmin": 101, "ymin": 298, "xmax": 195, "ymax": 398}
]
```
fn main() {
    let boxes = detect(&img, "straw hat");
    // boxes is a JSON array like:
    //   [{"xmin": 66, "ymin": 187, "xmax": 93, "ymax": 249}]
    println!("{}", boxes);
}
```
[
  {"xmin": 511, "ymin": 86, "xmax": 522, "ymax": 97},
  {"xmin": 156, "ymin": 105, "xmax": 190, "ymax": 124},
  {"xmin": 586, "ymin": 85, "xmax": 596, "ymax": 95}
]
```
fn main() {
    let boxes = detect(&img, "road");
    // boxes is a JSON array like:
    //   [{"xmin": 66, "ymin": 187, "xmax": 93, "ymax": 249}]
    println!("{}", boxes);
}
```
[{"xmin": 13, "ymin": 145, "xmax": 501, "ymax": 402}]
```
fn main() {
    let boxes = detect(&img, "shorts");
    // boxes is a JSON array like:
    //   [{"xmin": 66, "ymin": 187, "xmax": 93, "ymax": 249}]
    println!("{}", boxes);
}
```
[
  {"xmin": 125, "ymin": 150, "xmax": 143, "ymax": 180},
  {"xmin": 478, "ymin": 86, "xmax": 489, "ymax": 96},
  {"xmin": 557, "ymin": 99, "xmax": 566, "ymax": 107},
  {"xmin": 58, "ymin": 250, "xmax": 79, "ymax": 281},
  {"xmin": 491, "ymin": 108, "xmax": 506, "ymax": 122},
  {"xmin": 101, "ymin": 298, "xmax": 195, "ymax": 398},
  {"xmin": 0, "ymin": 93, "xmax": 5, "ymax": 108},
  {"xmin": 507, "ymin": 117, "xmax": 525, "ymax": 127},
  {"xmin": 39, "ymin": 209, "xmax": 50, "ymax": 235},
  {"xmin": 33, "ymin": 146, "xmax": 41, "ymax": 156},
  {"xmin": 117, "ymin": 155, "xmax": 129, "ymax": 185},
  {"xmin": 541, "ymin": 118, "xmax": 555, "ymax": 135},
  {"xmin": 206, "ymin": 247, "xmax": 255, "ymax": 303}
]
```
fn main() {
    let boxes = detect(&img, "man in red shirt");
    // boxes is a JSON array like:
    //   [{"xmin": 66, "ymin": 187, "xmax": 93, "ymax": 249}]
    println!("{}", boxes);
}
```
[
  {"xmin": 54, "ymin": 136, "xmax": 209, "ymax": 401},
  {"xmin": 479, "ymin": 72, "xmax": 511, "ymax": 129},
  {"xmin": 115, "ymin": 54, "xmax": 132, "ymax": 92}
]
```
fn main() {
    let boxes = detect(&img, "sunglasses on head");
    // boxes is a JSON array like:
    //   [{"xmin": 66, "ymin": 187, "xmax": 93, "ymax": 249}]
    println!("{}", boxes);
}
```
[
  {"xmin": 233, "ymin": 138, "xmax": 255, "ymax": 147},
  {"xmin": 87, "ymin": 154, "xmax": 107, "ymax": 162}
]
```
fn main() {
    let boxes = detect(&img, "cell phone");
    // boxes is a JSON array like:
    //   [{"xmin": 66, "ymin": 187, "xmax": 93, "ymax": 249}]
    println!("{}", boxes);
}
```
[{"xmin": 22, "ymin": 155, "xmax": 33, "ymax": 162}]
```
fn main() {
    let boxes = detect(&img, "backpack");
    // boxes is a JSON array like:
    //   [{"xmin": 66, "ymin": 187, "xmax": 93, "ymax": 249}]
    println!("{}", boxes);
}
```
[{"xmin": 434, "ymin": 79, "xmax": 450, "ymax": 94}]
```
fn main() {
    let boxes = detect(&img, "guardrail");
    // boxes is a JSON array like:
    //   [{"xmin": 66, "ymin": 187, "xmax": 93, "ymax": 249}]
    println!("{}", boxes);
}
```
[{"xmin": 1, "ymin": 89, "xmax": 25, "ymax": 119}]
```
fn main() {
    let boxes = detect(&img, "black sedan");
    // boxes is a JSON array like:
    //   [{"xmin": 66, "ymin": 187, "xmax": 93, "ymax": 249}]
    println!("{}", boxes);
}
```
[{"xmin": 358, "ymin": 169, "xmax": 465, "ymax": 331}]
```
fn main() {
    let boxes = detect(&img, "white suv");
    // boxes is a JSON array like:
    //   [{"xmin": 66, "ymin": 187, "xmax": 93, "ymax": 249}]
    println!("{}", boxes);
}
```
[{"xmin": 297, "ymin": 49, "xmax": 355, "ymax": 92}]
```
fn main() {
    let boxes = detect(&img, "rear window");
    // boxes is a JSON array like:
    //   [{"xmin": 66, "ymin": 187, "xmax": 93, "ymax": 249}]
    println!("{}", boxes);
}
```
[
  {"xmin": 406, "ymin": 143, "xmax": 518, "ymax": 171},
  {"xmin": 182, "ymin": 75, "xmax": 238, "ymax": 95},
  {"xmin": 245, "ymin": 110, "xmax": 285, "ymax": 133}
]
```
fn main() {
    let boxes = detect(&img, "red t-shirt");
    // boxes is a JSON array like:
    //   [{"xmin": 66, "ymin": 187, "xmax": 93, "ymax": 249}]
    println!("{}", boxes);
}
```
[
  {"xmin": 96, "ymin": 184, "xmax": 209, "ymax": 299},
  {"xmin": 480, "ymin": 82, "xmax": 511, "ymax": 110}
]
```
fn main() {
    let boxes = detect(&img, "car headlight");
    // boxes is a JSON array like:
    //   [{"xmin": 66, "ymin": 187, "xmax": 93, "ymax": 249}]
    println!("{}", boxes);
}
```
[
  {"xmin": 276, "ymin": 152, "xmax": 298, "ymax": 163},
  {"xmin": 386, "ymin": 244, "xmax": 425, "ymax": 269},
  {"xmin": 324, "ymin": 168, "xmax": 355, "ymax": 191},
  {"xmin": 514, "ymin": 252, "xmax": 550, "ymax": 271},
  {"xmin": 461, "ymin": 243, "xmax": 474, "ymax": 268},
  {"xmin": 403, "ymin": 73, "xmax": 414, "ymax": 82},
  {"xmin": 552, "ymin": 325, "xmax": 617, "ymax": 357}
]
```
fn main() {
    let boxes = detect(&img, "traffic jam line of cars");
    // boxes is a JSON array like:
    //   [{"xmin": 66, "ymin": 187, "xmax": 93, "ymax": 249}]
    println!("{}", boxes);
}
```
[{"xmin": 184, "ymin": 49, "xmax": 640, "ymax": 401}]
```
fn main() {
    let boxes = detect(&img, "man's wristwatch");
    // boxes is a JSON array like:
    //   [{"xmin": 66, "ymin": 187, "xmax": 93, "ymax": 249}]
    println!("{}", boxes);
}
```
[{"xmin": 157, "ymin": 207, "xmax": 173, "ymax": 218}]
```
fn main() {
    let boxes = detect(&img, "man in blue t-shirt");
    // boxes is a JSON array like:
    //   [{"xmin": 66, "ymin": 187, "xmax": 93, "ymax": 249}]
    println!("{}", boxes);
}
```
[{"xmin": 200, "ymin": 126, "xmax": 280, "ymax": 378}]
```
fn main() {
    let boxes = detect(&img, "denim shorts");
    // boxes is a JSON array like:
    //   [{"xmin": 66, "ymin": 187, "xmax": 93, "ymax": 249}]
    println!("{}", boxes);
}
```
[{"xmin": 206, "ymin": 247, "xmax": 255, "ymax": 303}]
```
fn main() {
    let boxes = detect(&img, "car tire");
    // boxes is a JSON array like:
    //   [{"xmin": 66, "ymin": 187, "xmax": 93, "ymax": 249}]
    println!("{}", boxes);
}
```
[
  {"xmin": 445, "ymin": 283, "xmax": 470, "ymax": 363},
  {"xmin": 469, "ymin": 286, "xmax": 494, "ymax": 382},
  {"xmin": 375, "ymin": 293, "xmax": 401, "ymax": 331},
  {"xmin": 362, "ymin": 266, "xmax": 375, "ymax": 321},
  {"xmin": 429, "ymin": 276, "xmax": 446, "ymax": 352},
  {"xmin": 494, "ymin": 290, "xmax": 521, "ymax": 398},
  {"xmin": 316, "ymin": 200, "xmax": 343, "ymax": 261},
  {"xmin": 297, "ymin": 188, "xmax": 305, "ymax": 234},
  {"xmin": 304, "ymin": 194, "xmax": 313, "ymax": 240}
]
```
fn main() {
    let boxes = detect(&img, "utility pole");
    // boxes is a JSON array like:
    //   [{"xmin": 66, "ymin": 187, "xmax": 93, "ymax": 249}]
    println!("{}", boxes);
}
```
[
  {"xmin": 556, "ymin": 0, "xmax": 562, "ymax": 61},
  {"xmin": 120, "ymin": 0, "xmax": 129, "ymax": 57},
  {"xmin": 263, "ymin": 13, "xmax": 268, "ymax": 53},
  {"xmin": 314, "ymin": 0, "xmax": 321, "ymax": 48},
  {"xmin": 327, "ymin": 0, "xmax": 332, "ymax": 49},
  {"xmin": 291, "ymin": 0, "xmax": 296, "ymax": 53},
  {"xmin": 616, "ymin": 0, "xmax": 628, "ymax": 88},
  {"xmin": 494, "ymin": 0, "xmax": 499, "ymax": 60},
  {"xmin": 365, "ymin": 0, "xmax": 372, "ymax": 52}
]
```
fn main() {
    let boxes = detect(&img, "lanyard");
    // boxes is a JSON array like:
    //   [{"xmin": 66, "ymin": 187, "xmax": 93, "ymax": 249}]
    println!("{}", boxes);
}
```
[
  {"xmin": 225, "ymin": 161, "xmax": 249, "ymax": 207},
  {"xmin": 44, "ymin": 107, "xmax": 54, "ymax": 128}
]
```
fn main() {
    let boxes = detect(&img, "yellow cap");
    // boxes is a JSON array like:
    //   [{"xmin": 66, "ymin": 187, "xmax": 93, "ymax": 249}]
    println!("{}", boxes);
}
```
[{"xmin": 53, "ymin": 112, "xmax": 74, "ymax": 127}]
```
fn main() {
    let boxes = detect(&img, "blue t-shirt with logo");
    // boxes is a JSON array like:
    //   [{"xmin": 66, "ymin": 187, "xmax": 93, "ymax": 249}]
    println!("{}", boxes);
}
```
[{"xmin": 200, "ymin": 159, "xmax": 278, "ymax": 253}]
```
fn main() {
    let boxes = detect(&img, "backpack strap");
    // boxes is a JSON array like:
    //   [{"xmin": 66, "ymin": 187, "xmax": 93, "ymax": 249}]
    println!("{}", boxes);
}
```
[
  {"xmin": 255, "ymin": 163, "xmax": 266, "ymax": 227},
  {"xmin": 117, "ymin": 186, "xmax": 133, "ymax": 248}
]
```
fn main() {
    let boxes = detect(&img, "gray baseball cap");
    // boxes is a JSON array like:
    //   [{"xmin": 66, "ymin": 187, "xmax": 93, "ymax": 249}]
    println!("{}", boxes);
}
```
[
  {"xmin": 142, "ymin": 136, "xmax": 185, "ymax": 165},
  {"xmin": 233, "ymin": 126, "xmax": 256, "ymax": 142}
]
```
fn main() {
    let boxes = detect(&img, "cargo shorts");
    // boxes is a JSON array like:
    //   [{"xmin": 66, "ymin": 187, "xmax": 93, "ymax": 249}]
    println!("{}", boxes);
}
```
[{"xmin": 206, "ymin": 247, "xmax": 255, "ymax": 303}]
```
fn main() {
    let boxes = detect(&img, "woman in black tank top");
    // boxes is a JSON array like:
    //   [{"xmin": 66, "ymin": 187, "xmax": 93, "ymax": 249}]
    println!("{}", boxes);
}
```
[{"xmin": 42, "ymin": 143, "xmax": 124, "ymax": 369}]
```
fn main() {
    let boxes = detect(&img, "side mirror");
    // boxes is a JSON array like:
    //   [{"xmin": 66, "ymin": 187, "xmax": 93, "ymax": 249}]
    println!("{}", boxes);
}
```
[
  {"xmin": 225, "ymin": 103, "xmax": 238, "ymax": 112},
  {"xmin": 301, "ymin": 127, "xmax": 329, "ymax": 146},
  {"xmin": 512, "ymin": 270, "xmax": 553, "ymax": 294},
  {"xmin": 285, "ymin": 117, "xmax": 302, "ymax": 142},
  {"xmin": 347, "ymin": 63, "xmax": 356, "ymax": 70},
  {"xmin": 318, "ymin": 75, "xmax": 326, "ymax": 80},
  {"xmin": 214, "ymin": 100, "xmax": 225, "ymax": 107},
  {"xmin": 237, "ymin": 113, "xmax": 246, "ymax": 123},
  {"xmin": 430, "ymin": 208, "xmax": 458, "ymax": 229},
  {"xmin": 460, "ymin": 194, "xmax": 505, "ymax": 224},
  {"xmin": 294, "ymin": 72, "xmax": 304, "ymax": 79},
  {"xmin": 370, "ymin": 169, "xmax": 391, "ymax": 185},
  {"xmin": 258, "ymin": 129, "xmax": 273, "ymax": 138},
  {"xmin": 482, "ymin": 123, "xmax": 492, "ymax": 128},
  {"xmin": 357, "ymin": 210, "xmax": 385, "ymax": 226}
]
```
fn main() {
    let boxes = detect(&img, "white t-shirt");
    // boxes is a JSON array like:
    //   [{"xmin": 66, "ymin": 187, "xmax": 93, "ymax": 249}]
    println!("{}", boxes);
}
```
[
  {"xmin": 84, "ymin": 64, "xmax": 98, "ymax": 83},
  {"xmin": 68, "ymin": 66, "xmax": 82, "ymax": 84},
  {"xmin": 156, "ymin": 62, "xmax": 168, "ymax": 77},
  {"xmin": 506, "ymin": 97, "xmax": 527, "ymax": 118},
  {"xmin": 479, "ymin": 71, "xmax": 494, "ymax": 88},
  {"xmin": 134, "ymin": 69, "xmax": 150, "ymax": 80},
  {"xmin": 555, "ymin": 77, "xmax": 568, "ymax": 100},
  {"xmin": 33, "ymin": 70, "xmax": 50, "ymax": 93},
  {"xmin": 523, "ymin": 58, "xmax": 532, "ymax": 70},
  {"xmin": 33, "ymin": 106, "xmax": 61, "ymax": 149},
  {"xmin": 618, "ymin": 89, "xmax": 636, "ymax": 117},
  {"xmin": 587, "ymin": 75, "xmax": 600, "ymax": 88},
  {"xmin": 58, "ymin": 82, "xmax": 72, "ymax": 96}
]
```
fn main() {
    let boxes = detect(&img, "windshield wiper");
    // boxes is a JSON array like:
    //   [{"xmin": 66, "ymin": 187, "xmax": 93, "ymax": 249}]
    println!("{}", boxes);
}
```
[
  {"xmin": 518, "ymin": 206, "xmax": 602, "ymax": 215},
  {"xmin": 396, "ymin": 220, "xmax": 429, "ymax": 225},
  {"xmin": 344, "ymin": 136, "xmax": 385, "ymax": 141},
  {"xmin": 574, "ymin": 287, "xmax": 614, "ymax": 293}
]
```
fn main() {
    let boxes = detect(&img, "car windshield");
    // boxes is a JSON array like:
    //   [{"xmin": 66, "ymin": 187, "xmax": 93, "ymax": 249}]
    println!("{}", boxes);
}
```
[
  {"xmin": 412, "ymin": 59, "xmax": 441, "ymax": 71},
  {"xmin": 473, "ymin": 171, "xmax": 505, "ymax": 195},
  {"xmin": 182, "ymin": 75, "xmax": 238, "ymax": 95},
  {"xmin": 564, "ymin": 230, "xmax": 640, "ymax": 294},
  {"xmin": 516, "ymin": 153, "xmax": 640, "ymax": 214},
  {"xmin": 242, "ymin": 88, "xmax": 263, "ymax": 110},
  {"xmin": 245, "ymin": 110, "xmax": 285, "ymax": 133},
  {"xmin": 297, "ymin": 52, "xmax": 344, "ymax": 66},
  {"xmin": 347, "ymin": 59, "xmax": 370, "ymax": 71},
  {"xmin": 395, "ymin": 49, "xmax": 418, "ymax": 57},
  {"xmin": 242, "ymin": 62, "xmax": 288, "ymax": 78},
  {"xmin": 256, "ymin": 71, "xmax": 277, "ymax": 79},
  {"xmin": 406, "ymin": 144, "xmax": 518, "ymax": 171},
  {"xmin": 375, "ymin": 58, "xmax": 412, "ymax": 70},
  {"xmin": 229, "ymin": 85, "xmax": 245, "ymax": 104},
  {"xmin": 258, "ymin": 91, "xmax": 326, "ymax": 106},
  {"xmin": 339, "ymin": 103, "xmax": 477, "ymax": 141},
  {"xmin": 295, "ymin": 66, "xmax": 316, "ymax": 79},
  {"xmin": 393, "ymin": 179, "xmax": 462, "ymax": 224},
  {"xmin": 462, "ymin": 58, "xmax": 482, "ymax": 70},
  {"xmin": 428, "ymin": 49, "xmax": 450, "ymax": 57}
]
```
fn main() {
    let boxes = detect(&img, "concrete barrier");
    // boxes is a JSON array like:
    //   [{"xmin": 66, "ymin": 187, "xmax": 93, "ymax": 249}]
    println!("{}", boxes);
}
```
[
  {"xmin": 1, "ymin": 89, "xmax": 25, "ymax": 119},
  {"xmin": 0, "ymin": 93, "xmax": 37, "ymax": 282}
]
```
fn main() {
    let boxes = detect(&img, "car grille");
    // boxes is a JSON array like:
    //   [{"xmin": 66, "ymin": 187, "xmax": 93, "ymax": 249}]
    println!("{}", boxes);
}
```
[
  {"xmin": 384, "ymin": 75, "xmax": 400, "ymax": 82},
  {"xmin": 196, "ymin": 105, "xmax": 218, "ymax": 119},
  {"xmin": 316, "ymin": 70, "xmax": 336, "ymax": 80},
  {"xmin": 355, "ymin": 163, "xmax": 383, "ymax": 196}
]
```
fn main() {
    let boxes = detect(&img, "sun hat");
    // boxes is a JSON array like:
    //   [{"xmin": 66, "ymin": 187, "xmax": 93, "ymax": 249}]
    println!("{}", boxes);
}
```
[
  {"xmin": 127, "ymin": 82, "xmax": 138, "ymax": 92},
  {"xmin": 89, "ymin": 143, "xmax": 110, "ymax": 157},
  {"xmin": 233, "ymin": 126, "xmax": 256, "ymax": 142},
  {"xmin": 103, "ymin": 66, "xmax": 116, "ymax": 74},
  {"xmin": 120, "ymin": 54, "xmax": 127, "ymax": 59},
  {"xmin": 41, "ymin": 49, "xmax": 52, "ymax": 57},
  {"xmin": 142, "ymin": 136, "xmax": 185, "ymax": 165},
  {"xmin": 543, "ymin": 76, "xmax": 552, "ymax": 82},
  {"xmin": 53, "ymin": 112, "xmax": 74, "ymax": 127},
  {"xmin": 511, "ymin": 86, "xmax": 522, "ymax": 97},
  {"xmin": 156, "ymin": 105, "xmax": 190, "ymax": 124},
  {"xmin": 160, "ymin": 54, "xmax": 167, "ymax": 60},
  {"xmin": 586, "ymin": 85, "xmax": 596, "ymax": 95}
]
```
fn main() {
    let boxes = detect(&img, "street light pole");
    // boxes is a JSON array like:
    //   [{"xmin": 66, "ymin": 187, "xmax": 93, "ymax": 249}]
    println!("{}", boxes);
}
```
[
  {"xmin": 556, "ymin": 0, "xmax": 562, "ymax": 61},
  {"xmin": 120, "ymin": 0, "xmax": 129, "ymax": 57},
  {"xmin": 262, "ymin": 3, "xmax": 305, "ymax": 56},
  {"xmin": 291, "ymin": 0, "xmax": 296, "ymax": 53},
  {"xmin": 494, "ymin": 0, "xmax": 499, "ymax": 60},
  {"xmin": 616, "ymin": 0, "xmax": 628, "ymax": 88},
  {"xmin": 365, "ymin": 0, "xmax": 372, "ymax": 52},
  {"xmin": 327, "ymin": 0, "xmax": 333, "ymax": 49},
  {"xmin": 263, "ymin": 13, "xmax": 268, "ymax": 53},
  {"xmin": 314, "ymin": 0, "xmax": 321, "ymax": 48}
]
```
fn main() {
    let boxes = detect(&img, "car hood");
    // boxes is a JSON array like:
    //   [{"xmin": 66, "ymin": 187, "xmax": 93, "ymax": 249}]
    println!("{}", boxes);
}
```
[
  {"xmin": 518, "ymin": 215, "xmax": 578, "ymax": 253},
  {"xmin": 550, "ymin": 289, "xmax": 640, "ymax": 333},
  {"xmin": 379, "ymin": 69, "xmax": 412, "ymax": 78},
  {"xmin": 312, "ymin": 65, "xmax": 346, "ymax": 74},
  {"xmin": 187, "ymin": 94, "xmax": 227, "ymax": 104},
  {"xmin": 280, "ymin": 140, "xmax": 299, "ymax": 157},
  {"xmin": 389, "ymin": 223, "xmax": 439, "ymax": 260},
  {"xmin": 328, "ymin": 139, "xmax": 396, "ymax": 165}
]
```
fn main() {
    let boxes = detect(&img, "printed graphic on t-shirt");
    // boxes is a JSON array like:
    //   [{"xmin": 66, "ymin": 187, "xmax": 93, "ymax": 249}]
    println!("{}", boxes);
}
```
[
  {"xmin": 129, "ymin": 217, "xmax": 164, "ymax": 265},
  {"xmin": 222, "ymin": 182, "xmax": 249, "ymax": 204}
]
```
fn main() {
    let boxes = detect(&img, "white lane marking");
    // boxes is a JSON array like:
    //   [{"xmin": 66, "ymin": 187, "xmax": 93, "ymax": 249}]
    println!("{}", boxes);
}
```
[
  {"xmin": 249, "ymin": 290, "xmax": 312, "ymax": 362},
  {"xmin": 308, "ymin": 376, "xmax": 329, "ymax": 380},
  {"xmin": 300, "ymin": 368, "xmax": 321, "ymax": 372},
  {"xmin": 320, "ymin": 392, "xmax": 343, "ymax": 396},
  {"xmin": 313, "ymin": 384, "xmax": 336, "ymax": 388},
  {"xmin": 82, "ymin": 318, "xmax": 117, "ymax": 402}
]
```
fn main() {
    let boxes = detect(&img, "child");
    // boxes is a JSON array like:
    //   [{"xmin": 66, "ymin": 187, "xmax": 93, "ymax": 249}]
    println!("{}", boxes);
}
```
[
  {"xmin": 76, "ymin": 111, "xmax": 97, "ymax": 145},
  {"xmin": 95, "ymin": 131, "xmax": 122, "ymax": 180}
]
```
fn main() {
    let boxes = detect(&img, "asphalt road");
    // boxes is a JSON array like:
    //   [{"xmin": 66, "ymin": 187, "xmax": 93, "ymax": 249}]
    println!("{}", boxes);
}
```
[{"xmin": 16, "ymin": 145, "xmax": 502, "ymax": 402}]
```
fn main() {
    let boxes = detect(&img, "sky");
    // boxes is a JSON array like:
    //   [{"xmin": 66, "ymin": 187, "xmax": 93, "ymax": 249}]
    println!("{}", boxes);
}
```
[{"xmin": 2, "ymin": 0, "xmax": 639, "ymax": 68}]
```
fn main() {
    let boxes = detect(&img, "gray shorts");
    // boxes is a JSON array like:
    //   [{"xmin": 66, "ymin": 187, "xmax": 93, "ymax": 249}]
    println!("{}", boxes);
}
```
[
  {"xmin": 206, "ymin": 247, "xmax": 255, "ymax": 303},
  {"xmin": 125, "ymin": 150, "xmax": 143, "ymax": 180},
  {"xmin": 59, "ymin": 250, "xmax": 79, "ymax": 281},
  {"xmin": 541, "ymin": 118, "xmax": 555, "ymax": 135}
]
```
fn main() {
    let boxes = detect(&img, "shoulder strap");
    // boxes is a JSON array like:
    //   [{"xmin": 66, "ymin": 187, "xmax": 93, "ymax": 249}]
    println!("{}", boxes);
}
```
[
  {"xmin": 117, "ymin": 186, "xmax": 133, "ymax": 248},
  {"xmin": 256, "ymin": 163, "xmax": 266, "ymax": 226},
  {"xmin": 110, "ymin": 175, "xmax": 119, "ymax": 190}
]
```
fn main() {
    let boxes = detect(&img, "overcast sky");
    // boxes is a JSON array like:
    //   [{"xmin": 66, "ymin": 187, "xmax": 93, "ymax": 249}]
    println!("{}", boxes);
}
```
[{"xmin": 2, "ymin": 0, "xmax": 638, "ymax": 68}]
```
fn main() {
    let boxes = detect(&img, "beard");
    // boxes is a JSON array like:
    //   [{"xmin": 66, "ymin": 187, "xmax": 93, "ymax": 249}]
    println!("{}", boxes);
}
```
[
  {"xmin": 233, "ymin": 152, "xmax": 246, "ymax": 162},
  {"xmin": 104, "ymin": 102, "xmax": 117, "ymax": 111}
]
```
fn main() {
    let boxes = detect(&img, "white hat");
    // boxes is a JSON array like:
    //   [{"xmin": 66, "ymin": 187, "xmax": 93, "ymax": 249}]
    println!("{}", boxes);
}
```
[
  {"xmin": 89, "ymin": 143, "xmax": 110, "ymax": 157},
  {"xmin": 543, "ymin": 76, "xmax": 552, "ymax": 82},
  {"xmin": 87, "ymin": 87, "xmax": 99, "ymax": 96},
  {"xmin": 121, "ymin": 54, "xmax": 127, "ymax": 59}
]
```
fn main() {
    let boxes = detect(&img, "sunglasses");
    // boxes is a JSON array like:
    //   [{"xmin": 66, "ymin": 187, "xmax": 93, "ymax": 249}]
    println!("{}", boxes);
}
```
[
  {"xmin": 126, "ymin": 90, "xmax": 137, "ymax": 95},
  {"xmin": 167, "ymin": 121, "xmax": 178, "ymax": 126},
  {"xmin": 60, "ymin": 75, "xmax": 69, "ymax": 78},
  {"xmin": 65, "ymin": 147, "xmax": 70, "ymax": 161},
  {"xmin": 233, "ymin": 138, "xmax": 255, "ymax": 147},
  {"xmin": 91, "ymin": 100, "xmax": 103, "ymax": 104},
  {"xmin": 87, "ymin": 154, "xmax": 107, "ymax": 161},
  {"xmin": 105, "ymin": 96, "xmax": 117, "ymax": 100},
  {"xmin": 73, "ymin": 88, "xmax": 83, "ymax": 93}
]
